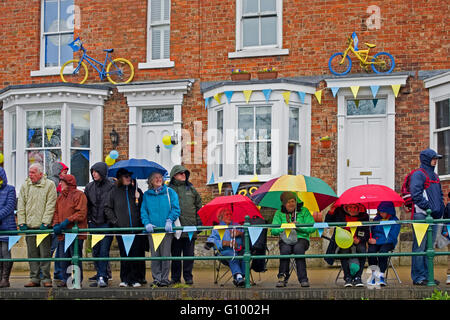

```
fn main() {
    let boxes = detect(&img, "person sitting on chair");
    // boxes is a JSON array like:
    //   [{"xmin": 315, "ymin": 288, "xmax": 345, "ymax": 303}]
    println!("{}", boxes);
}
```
[
  {"xmin": 206, "ymin": 207, "xmax": 245, "ymax": 287},
  {"xmin": 367, "ymin": 201, "xmax": 400, "ymax": 287}
]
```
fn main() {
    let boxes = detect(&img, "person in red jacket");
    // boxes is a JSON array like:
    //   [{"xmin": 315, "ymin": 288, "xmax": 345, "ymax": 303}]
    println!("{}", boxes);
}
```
[{"xmin": 52, "ymin": 174, "xmax": 88, "ymax": 287}]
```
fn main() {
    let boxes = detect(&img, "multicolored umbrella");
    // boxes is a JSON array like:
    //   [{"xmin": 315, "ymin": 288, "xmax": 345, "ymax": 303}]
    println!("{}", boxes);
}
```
[
  {"xmin": 334, "ymin": 184, "xmax": 404, "ymax": 210},
  {"xmin": 251, "ymin": 174, "xmax": 338, "ymax": 212}
]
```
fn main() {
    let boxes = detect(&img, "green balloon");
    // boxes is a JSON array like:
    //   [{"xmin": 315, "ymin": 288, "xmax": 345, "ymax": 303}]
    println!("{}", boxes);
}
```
[{"xmin": 335, "ymin": 227, "xmax": 353, "ymax": 249}]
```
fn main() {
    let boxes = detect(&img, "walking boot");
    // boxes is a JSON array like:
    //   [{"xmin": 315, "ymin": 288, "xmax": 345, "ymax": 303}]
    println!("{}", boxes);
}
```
[{"xmin": 0, "ymin": 262, "xmax": 13, "ymax": 288}]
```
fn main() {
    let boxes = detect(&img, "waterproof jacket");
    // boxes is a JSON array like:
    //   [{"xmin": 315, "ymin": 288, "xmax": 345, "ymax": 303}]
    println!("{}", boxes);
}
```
[
  {"xmin": 370, "ymin": 202, "xmax": 400, "ymax": 246},
  {"xmin": 410, "ymin": 149, "xmax": 445, "ymax": 219},
  {"xmin": 168, "ymin": 165, "xmax": 202, "ymax": 239},
  {"xmin": 17, "ymin": 175, "xmax": 57, "ymax": 229},
  {"xmin": 49, "ymin": 162, "xmax": 68, "ymax": 195},
  {"xmin": 270, "ymin": 204, "xmax": 316, "ymax": 242},
  {"xmin": 141, "ymin": 184, "xmax": 180, "ymax": 228},
  {"xmin": 325, "ymin": 205, "xmax": 370, "ymax": 243},
  {"xmin": 207, "ymin": 221, "xmax": 244, "ymax": 253},
  {"xmin": 0, "ymin": 168, "xmax": 17, "ymax": 242},
  {"xmin": 84, "ymin": 162, "xmax": 115, "ymax": 225},
  {"xmin": 52, "ymin": 175, "xmax": 88, "ymax": 240},
  {"xmin": 105, "ymin": 182, "xmax": 144, "ymax": 233}
]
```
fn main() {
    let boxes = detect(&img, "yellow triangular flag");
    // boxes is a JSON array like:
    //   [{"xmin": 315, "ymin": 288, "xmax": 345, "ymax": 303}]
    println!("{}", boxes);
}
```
[
  {"xmin": 214, "ymin": 225, "xmax": 228, "ymax": 241},
  {"xmin": 214, "ymin": 93, "xmax": 223, "ymax": 104},
  {"xmin": 243, "ymin": 90, "xmax": 252, "ymax": 103},
  {"xmin": 282, "ymin": 91, "xmax": 291, "ymax": 105},
  {"xmin": 91, "ymin": 234, "xmax": 105, "ymax": 248},
  {"xmin": 314, "ymin": 90, "xmax": 322, "ymax": 104},
  {"xmin": 151, "ymin": 233, "xmax": 166, "ymax": 251},
  {"xmin": 391, "ymin": 84, "xmax": 401, "ymax": 97},
  {"xmin": 281, "ymin": 223, "xmax": 296, "ymax": 238},
  {"xmin": 346, "ymin": 221, "xmax": 362, "ymax": 237},
  {"xmin": 36, "ymin": 233, "xmax": 49, "ymax": 247},
  {"xmin": 218, "ymin": 182, "xmax": 223, "ymax": 195},
  {"xmin": 412, "ymin": 223, "xmax": 429, "ymax": 247},
  {"xmin": 350, "ymin": 86, "xmax": 360, "ymax": 99},
  {"xmin": 250, "ymin": 174, "xmax": 259, "ymax": 182},
  {"xmin": 46, "ymin": 128, "xmax": 54, "ymax": 142}
]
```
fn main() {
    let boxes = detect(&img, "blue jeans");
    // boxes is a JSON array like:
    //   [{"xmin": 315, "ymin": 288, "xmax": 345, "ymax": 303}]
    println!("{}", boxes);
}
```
[
  {"xmin": 56, "ymin": 239, "xmax": 84, "ymax": 284},
  {"xmin": 411, "ymin": 212, "xmax": 438, "ymax": 283},
  {"xmin": 220, "ymin": 249, "xmax": 244, "ymax": 277},
  {"xmin": 51, "ymin": 234, "xmax": 63, "ymax": 280},
  {"xmin": 89, "ymin": 222, "xmax": 113, "ymax": 280}
]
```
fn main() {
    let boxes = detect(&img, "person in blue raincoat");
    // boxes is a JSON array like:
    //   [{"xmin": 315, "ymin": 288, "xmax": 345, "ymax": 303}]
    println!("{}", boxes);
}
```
[
  {"xmin": 409, "ymin": 148, "xmax": 445, "ymax": 285},
  {"xmin": 141, "ymin": 171, "xmax": 180, "ymax": 287},
  {"xmin": 0, "ymin": 167, "xmax": 17, "ymax": 288}
]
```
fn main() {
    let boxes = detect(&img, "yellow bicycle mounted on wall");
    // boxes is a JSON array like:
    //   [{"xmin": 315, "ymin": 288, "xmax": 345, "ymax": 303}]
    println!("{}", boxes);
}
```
[
  {"xmin": 60, "ymin": 37, "xmax": 134, "ymax": 84},
  {"xmin": 328, "ymin": 33, "xmax": 395, "ymax": 76}
]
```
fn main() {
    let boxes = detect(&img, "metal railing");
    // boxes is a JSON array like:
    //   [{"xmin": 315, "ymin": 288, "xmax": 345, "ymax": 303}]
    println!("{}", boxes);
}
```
[{"xmin": 1, "ymin": 209, "xmax": 448, "ymax": 289}]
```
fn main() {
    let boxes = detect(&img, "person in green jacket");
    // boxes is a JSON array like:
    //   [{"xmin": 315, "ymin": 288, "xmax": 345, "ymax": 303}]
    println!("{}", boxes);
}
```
[
  {"xmin": 168, "ymin": 165, "xmax": 202, "ymax": 285},
  {"xmin": 271, "ymin": 191, "xmax": 316, "ymax": 288}
]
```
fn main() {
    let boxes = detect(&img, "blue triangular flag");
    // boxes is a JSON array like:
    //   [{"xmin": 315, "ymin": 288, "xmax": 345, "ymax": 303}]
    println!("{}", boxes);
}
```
[
  {"xmin": 183, "ymin": 226, "xmax": 198, "ymax": 241},
  {"xmin": 8, "ymin": 235, "xmax": 21, "ymax": 251},
  {"xmin": 248, "ymin": 227, "xmax": 263, "ymax": 246},
  {"xmin": 224, "ymin": 91, "xmax": 234, "ymax": 103},
  {"xmin": 205, "ymin": 97, "xmax": 212, "ymax": 110},
  {"xmin": 208, "ymin": 172, "xmax": 215, "ymax": 185},
  {"xmin": 372, "ymin": 99, "xmax": 378, "ymax": 108},
  {"xmin": 231, "ymin": 182, "xmax": 240, "ymax": 195},
  {"xmin": 64, "ymin": 233, "xmax": 77, "ymax": 253},
  {"xmin": 379, "ymin": 220, "xmax": 395, "ymax": 238},
  {"xmin": 313, "ymin": 222, "xmax": 329, "ymax": 238},
  {"xmin": 297, "ymin": 91, "xmax": 306, "ymax": 104},
  {"xmin": 330, "ymin": 87, "xmax": 339, "ymax": 98},
  {"xmin": 370, "ymin": 85, "xmax": 380, "ymax": 98},
  {"xmin": 262, "ymin": 89, "xmax": 272, "ymax": 103},
  {"xmin": 122, "ymin": 234, "xmax": 135, "ymax": 256}
]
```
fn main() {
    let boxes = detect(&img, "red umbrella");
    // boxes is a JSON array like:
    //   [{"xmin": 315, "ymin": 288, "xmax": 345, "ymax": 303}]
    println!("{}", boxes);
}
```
[
  {"xmin": 334, "ymin": 184, "xmax": 404, "ymax": 210},
  {"xmin": 198, "ymin": 195, "xmax": 263, "ymax": 226}
]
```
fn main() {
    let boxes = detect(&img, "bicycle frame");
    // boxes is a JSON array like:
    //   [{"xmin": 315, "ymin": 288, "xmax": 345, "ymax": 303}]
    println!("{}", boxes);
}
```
[
  {"xmin": 340, "ymin": 39, "xmax": 376, "ymax": 66},
  {"xmin": 75, "ymin": 46, "xmax": 115, "ymax": 81}
]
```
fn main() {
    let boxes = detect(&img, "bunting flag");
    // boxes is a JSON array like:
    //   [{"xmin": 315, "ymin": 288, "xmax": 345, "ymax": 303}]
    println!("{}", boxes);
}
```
[
  {"xmin": 330, "ymin": 87, "xmax": 340, "ymax": 98},
  {"xmin": 183, "ymin": 226, "xmax": 198, "ymax": 241},
  {"xmin": 313, "ymin": 222, "xmax": 329, "ymax": 238},
  {"xmin": 243, "ymin": 90, "xmax": 253, "ymax": 103},
  {"xmin": 36, "ymin": 233, "xmax": 49, "ymax": 247},
  {"xmin": 370, "ymin": 85, "xmax": 380, "ymax": 98},
  {"xmin": 64, "ymin": 233, "xmax": 77, "ymax": 253},
  {"xmin": 224, "ymin": 91, "xmax": 234, "ymax": 104},
  {"xmin": 214, "ymin": 225, "xmax": 228, "ymax": 241},
  {"xmin": 122, "ymin": 234, "xmax": 135, "ymax": 256},
  {"xmin": 282, "ymin": 91, "xmax": 291, "ymax": 105},
  {"xmin": 231, "ymin": 182, "xmax": 240, "ymax": 195},
  {"xmin": 248, "ymin": 227, "xmax": 263, "ymax": 246},
  {"xmin": 28, "ymin": 129, "xmax": 35, "ymax": 142},
  {"xmin": 151, "ymin": 233, "xmax": 166, "ymax": 251},
  {"xmin": 297, "ymin": 91, "xmax": 306, "ymax": 104},
  {"xmin": 8, "ymin": 235, "xmax": 21, "ymax": 251},
  {"xmin": 346, "ymin": 221, "xmax": 362, "ymax": 237},
  {"xmin": 373, "ymin": 99, "xmax": 378, "ymax": 108},
  {"xmin": 91, "ymin": 234, "xmax": 105, "ymax": 248},
  {"xmin": 379, "ymin": 220, "xmax": 395, "ymax": 238},
  {"xmin": 46, "ymin": 128, "xmax": 54, "ymax": 142},
  {"xmin": 208, "ymin": 172, "xmax": 215, "ymax": 185},
  {"xmin": 412, "ymin": 223, "xmax": 429, "ymax": 247},
  {"xmin": 218, "ymin": 182, "xmax": 223, "ymax": 195},
  {"xmin": 205, "ymin": 97, "xmax": 211, "ymax": 109},
  {"xmin": 262, "ymin": 89, "xmax": 272, "ymax": 103},
  {"xmin": 350, "ymin": 86, "xmax": 360, "ymax": 99},
  {"xmin": 314, "ymin": 90, "xmax": 322, "ymax": 104},
  {"xmin": 250, "ymin": 174, "xmax": 259, "ymax": 182},
  {"xmin": 281, "ymin": 223, "xmax": 296, "ymax": 238},
  {"xmin": 391, "ymin": 84, "xmax": 401, "ymax": 97},
  {"xmin": 214, "ymin": 93, "xmax": 223, "ymax": 104}
]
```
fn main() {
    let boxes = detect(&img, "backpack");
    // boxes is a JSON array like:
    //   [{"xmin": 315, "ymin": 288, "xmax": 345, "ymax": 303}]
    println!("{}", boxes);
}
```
[{"xmin": 401, "ymin": 168, "xmax": 439, "ymax": 212}]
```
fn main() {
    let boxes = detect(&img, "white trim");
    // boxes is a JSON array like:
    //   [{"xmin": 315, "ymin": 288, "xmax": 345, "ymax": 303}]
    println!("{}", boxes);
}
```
[
  {"xmin": 325, "ymin": 74, "xmax": 408, "ymax": 89},
  {"xmin": 424, "ymin": 71, "xmax": 450, "ymax": 89},
  {"xmin": 228, "ymin": 48, "xmax": 289, "ymax": 59},
  {"xmin": 31, "ymin": 66, "xmax": 74, "ymax": 77},
  {"xmin": 138, "ymin": 60, "xmax": 175, "ymax": 69}
]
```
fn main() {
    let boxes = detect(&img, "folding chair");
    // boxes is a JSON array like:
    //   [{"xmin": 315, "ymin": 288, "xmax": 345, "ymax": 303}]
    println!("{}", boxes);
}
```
[{"xmin": 204, "ymin": 241, "xmax": 233, "ymax": 286}]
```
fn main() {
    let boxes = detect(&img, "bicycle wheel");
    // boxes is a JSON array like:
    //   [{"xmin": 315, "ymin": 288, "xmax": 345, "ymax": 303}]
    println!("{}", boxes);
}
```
[
  {"xmin": 60, "ymin": 59, "xmax": 88, "ymax": 84},
  {"xmin": 371, "ymin": 52, "xmax": 395, "ymax": 74},
  {"xmin": 328, "ymin": 52, "xmax": 352, "ymax": 76},
  {"xmin": 106, "ymin": 58, "xmax": 134, "ymax": 84}
]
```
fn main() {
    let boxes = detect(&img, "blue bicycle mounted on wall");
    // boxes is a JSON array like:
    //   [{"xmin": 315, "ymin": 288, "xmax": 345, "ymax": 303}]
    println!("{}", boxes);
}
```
[{"xmin": 60, "ymin": 37, "xmax": 134, "ymax": 84}]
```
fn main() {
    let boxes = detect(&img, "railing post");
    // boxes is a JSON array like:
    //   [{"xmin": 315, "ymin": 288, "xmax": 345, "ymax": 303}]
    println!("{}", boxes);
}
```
[
  {"xmin": 425, "ymin": 209, "xmax": 436, "ymax": 286},
  {"xmin": 71, "ymin": 222, "xmax": 81, "ymax": 289},
  {"xmin": 243, "ymin": 215, "xmax": 251, "ymax": 288}
]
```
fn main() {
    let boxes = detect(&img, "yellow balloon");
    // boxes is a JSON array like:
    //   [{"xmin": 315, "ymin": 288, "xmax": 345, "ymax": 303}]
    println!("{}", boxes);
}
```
[
  {"xmin": 162, "ymin": 135, "xmax": 172, "ymax": 146},
  {"xmin": 0, "ymin": 153, "xmax": 3, "ymax": 164},
  {"xmin": 105, "ymin": 155, "xmax": 115, "ymax": 166},
  {"xmin": 335, "ymin": 227, "xmax": 353, "ymax": 249}
]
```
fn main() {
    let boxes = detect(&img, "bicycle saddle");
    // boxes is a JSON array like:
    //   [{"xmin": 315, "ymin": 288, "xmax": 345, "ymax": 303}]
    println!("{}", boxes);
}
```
[
  {"xmin": 365, "ymin": 43, "xmax": 376, "ymax": 48},
  {"xmin": 103, "ymin": 48, "xmax": 114, "ymax": 53}
]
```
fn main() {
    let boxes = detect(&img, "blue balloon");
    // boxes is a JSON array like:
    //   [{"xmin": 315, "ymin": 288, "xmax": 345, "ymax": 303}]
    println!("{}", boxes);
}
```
[{"xmin": 109, "ymin": 150, "xmax": 119, "ymax": 160}]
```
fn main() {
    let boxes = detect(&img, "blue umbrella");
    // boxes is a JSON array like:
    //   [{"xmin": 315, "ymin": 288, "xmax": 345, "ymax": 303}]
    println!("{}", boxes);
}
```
[{"xmin": 107, "ymin": 158, "xmax": 168, "ymax": 180}]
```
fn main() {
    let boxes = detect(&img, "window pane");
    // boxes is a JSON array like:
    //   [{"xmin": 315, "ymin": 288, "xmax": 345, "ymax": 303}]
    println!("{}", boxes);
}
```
[
  {"xmin": 45, "ymin": 35, "xmax": 59, "ymax": 67},
  {"xmin": 216, "ymin": 145, "xmax": 223, "ymax": 177},
  {"xmin": 71, "ymin": 110, "xmax": 90, "ymax": 148},
  {"xmin": 163, "ymin": 28, "xmax": 170, "ymax": 59},
  {"xmin": 44, "ymin": 0, "xmax": 58, "ymax": 33},
  {"xmin": 436, "ymin": 98, "xmax": 450, "ymax": 129},
  {"xmin": 217, "ymin": 110, "xmax": 223, "ymax": 143},
  {"xmin": 71, "ymin": 149, "xmax": 90, "ymax": 186},
  {"xmin": 288, "ymin": 143, "xmax": 297, "ymax": 175},
  {"xmin": 260, "ymin": 0, "xmax": 276, "ymax": 12},
  {"xmin": 256, "ymin": 141, "xmax": 271, "ymax": 175},
  {"xmin": 164, "ymin": 0, "xmax": 170, "ymax": 21},
  {"xmin": 261, "ymin": 16, "xmax": 277, "ymax": 46},
  {"xmin": 151, "ymin": 0, "xmax": 162, "ymax": 22},
  {"xmin": 142, "ymin": 107, "xmax": 174, "ymax": 123},
  {"xmin": 27, "ymin": 111, "xmax": 43, "ymax": 148},
  {"xmin": 60, "ymin": 0, "xmax": 74, "ymax": 32},
  {"xmin": 45, "ymin": 149, "xmax": 62, "ymax": 176},
  {"xmin": 28, "ymin": 150, "xmax": 44, "ymax": 169},
  {"xmin": 242, "ymin": 17, "xmax": 259, "ymax": 47},
  {"xmin": 256, "ymin": 106, "xmax": 271, "ymax": 139},
  {"xmin": 243, "ymin": 0, "xmax": 258, "ymax": 14},
  {"xmin": 347, "ymin": 99, "xmax": 386, "ymax": 116},
  {"xmin": 44, "ymin": 110, "xmax": 61, "ymax": 148},
  {"xmin": 238, "ymin": 142, "xmax": 254, "ymax": 175},
  {"xmin": 61, "ymin": 33, "xmax": 74, "ymax": 64},
  {"xmin": 437, "ymin": 130, "xmax": 450, "ymax": 176},
  {"xmin": 152, "ymin": 28, "xmax": 162, "ymax": 59},
  {"xmin": 289, "ymin": 108, "xmax": 299, "ymax": 141},
  {"xmin": 238, "ymin": 107, "xmax": 254, "ymax": 140}
]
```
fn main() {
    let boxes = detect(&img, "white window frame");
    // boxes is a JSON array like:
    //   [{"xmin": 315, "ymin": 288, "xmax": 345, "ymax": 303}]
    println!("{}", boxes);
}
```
[
  {"xmin": 204, "ymin": 82, "xmax": 314, "ymax": 184},
  {"xmin": 228, "ymin": 0, "xmax": 288, "ymax": 59},
  {"xmin": 31, "ymin": 0, "xmax": 75, "ymax": 77},
  {"xmin": 425, "ymin": 71, "xmax": 450, "ymax": 181},
  {"xmin": 139, "ymin": 0, "xmax": 175, "ymax": 69}
]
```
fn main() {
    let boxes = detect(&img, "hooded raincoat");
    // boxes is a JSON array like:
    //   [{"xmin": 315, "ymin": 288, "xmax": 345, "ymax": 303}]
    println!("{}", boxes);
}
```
[
  {"xmin": 370, "ymin": 201, "xmax": 401, "ymax": 246},
  {"xmin": 0, "ymin": 168, "xmax": 17, "ymax": 242}
]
